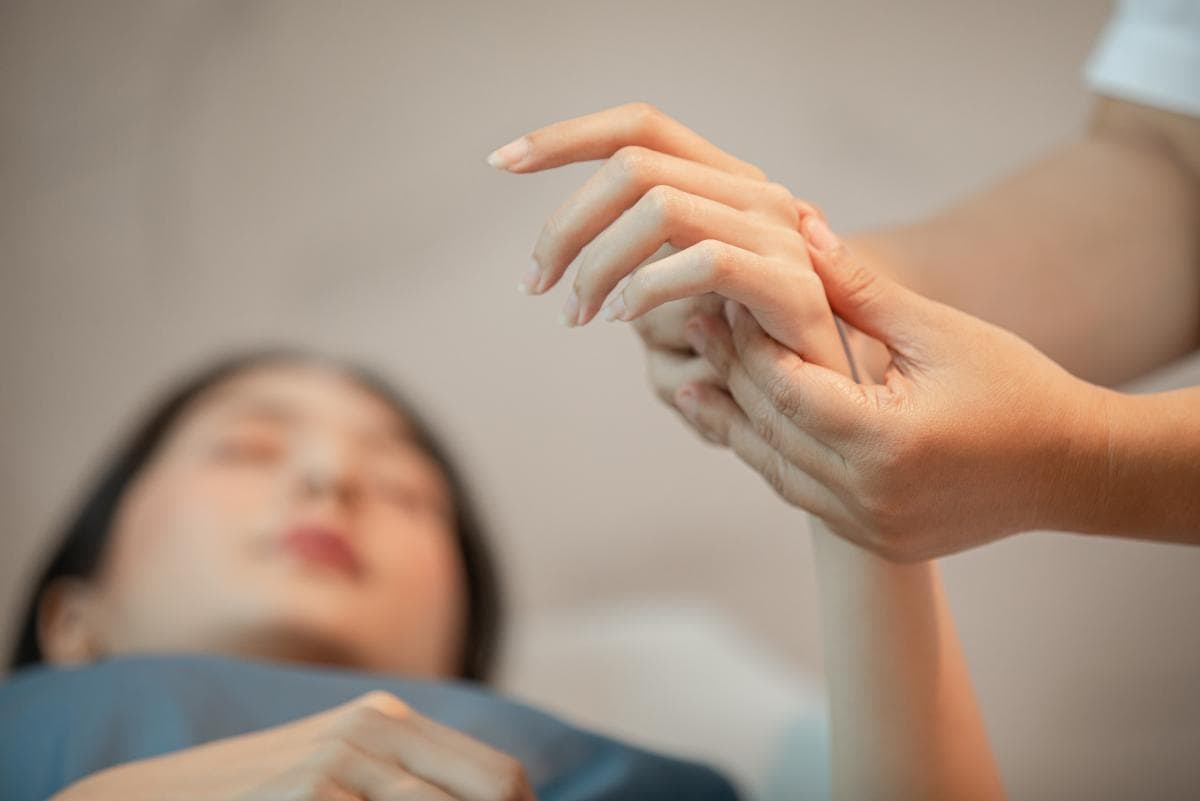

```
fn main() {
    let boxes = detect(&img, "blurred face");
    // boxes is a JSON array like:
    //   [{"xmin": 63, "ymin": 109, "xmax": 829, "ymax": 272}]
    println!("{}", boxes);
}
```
[{"xmin": 47, "ymin": 362, "xmax": 467, "ymax": 676}]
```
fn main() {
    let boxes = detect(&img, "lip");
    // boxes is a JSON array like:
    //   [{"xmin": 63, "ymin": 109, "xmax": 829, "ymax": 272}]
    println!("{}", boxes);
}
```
[{"xmin": 279, "ymin": 524, "xmax": 363, "ymax": 579}]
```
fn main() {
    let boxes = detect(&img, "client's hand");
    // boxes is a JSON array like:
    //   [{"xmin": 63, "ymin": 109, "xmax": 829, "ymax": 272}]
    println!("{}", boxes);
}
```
[
  {"xmin": 678, "ymin": 217, "xmax": 1115, "ymax": 562},
  {"xmin": 53, "ymin": 691, "xmax": 534, "ymax": 801},
  {"xmin": 487, "ymin": 101, "xmax": 855, "ymax": 409}
]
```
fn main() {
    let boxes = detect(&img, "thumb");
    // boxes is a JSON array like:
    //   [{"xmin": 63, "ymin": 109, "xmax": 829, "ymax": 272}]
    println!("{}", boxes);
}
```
[{"xmin": 800, "ymin": 216, "xmax": 931, "ymax": 346}]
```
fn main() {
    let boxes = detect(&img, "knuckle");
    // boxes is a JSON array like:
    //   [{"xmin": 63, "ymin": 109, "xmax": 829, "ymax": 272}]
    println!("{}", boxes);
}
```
[
  {"xmin": 626, "ymin": 100, "xmax": 664, "ymax": 130},
  {"xmin": 642, "ymin": 183, "xmax": 676, "ymax": 215},
  {"xmin": 309, "ymin": 739, "xmax": 356, "ymax": 774},
  {"xmin": 761, "ymin": 367, "xmax": 804, "ymax": 421},
  {"xmin": 641, "ymin": 184, "xmax": 691, "ymax": 230},
  {"xmin": 485, "ymin": 757, "xmax": 531, "ymax": 801},
  {"xmin": 330, "ymin": 692, "xmax": 400, "ymax": 735},
  {"xmin": 761, "ymin": 181, "xmax": 797, "ymax": 218},
  {"xmin": 610, "ymin": 145, "xmax": 653, "ymax": 186},
  {"xmin": 695, "ymin": 239, "xmax": 731, "ymax": 286}
]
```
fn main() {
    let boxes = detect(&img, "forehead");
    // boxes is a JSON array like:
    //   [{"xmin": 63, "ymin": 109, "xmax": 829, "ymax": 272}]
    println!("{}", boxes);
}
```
[{"xmin": 184, "ymin": 362, "xmax": 419, "ymax": 445}]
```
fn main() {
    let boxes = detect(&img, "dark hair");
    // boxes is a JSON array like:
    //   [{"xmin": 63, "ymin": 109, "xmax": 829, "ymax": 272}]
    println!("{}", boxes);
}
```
[{"xmin": 7, "ymin": 348, "xmax": 503, "ymax": 681}]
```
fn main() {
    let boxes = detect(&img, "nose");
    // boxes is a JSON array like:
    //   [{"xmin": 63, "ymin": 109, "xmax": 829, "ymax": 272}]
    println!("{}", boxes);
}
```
[{"xmin": 293, "ymin": 442, "xmax": 361, "ymax": 509}]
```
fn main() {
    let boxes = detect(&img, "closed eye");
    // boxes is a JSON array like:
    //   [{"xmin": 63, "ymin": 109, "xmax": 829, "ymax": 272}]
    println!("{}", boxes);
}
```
[{"xmin": 212, "ymin": 433, "xmax": 286, "ymax": 463}]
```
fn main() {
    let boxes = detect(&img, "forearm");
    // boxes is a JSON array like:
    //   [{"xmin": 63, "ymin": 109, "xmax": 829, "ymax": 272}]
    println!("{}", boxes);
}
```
[
  {"xmin": 812, "ymin": 523, "xmax": 1005, "ymax": 801},
  {"xmin": 846, "ymin": 100, "xmax": 1200, "ymax": 387},
  {"xmin": 1069, "ymin": 386, "xmax": 1200, "ymax": 542}
]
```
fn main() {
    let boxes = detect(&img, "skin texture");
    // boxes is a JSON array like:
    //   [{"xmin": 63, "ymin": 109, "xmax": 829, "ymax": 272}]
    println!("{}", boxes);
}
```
[
  {"xmin": 489, "ymin": 101, "xmax": 1006, "ymax": 801},
  {"xmin": 41, "ymin": 363, "xmax": 539, "ymax": 800},
  {"xmin": 40, "ymin": 363, "xmax": 467, "ymax": 677}
]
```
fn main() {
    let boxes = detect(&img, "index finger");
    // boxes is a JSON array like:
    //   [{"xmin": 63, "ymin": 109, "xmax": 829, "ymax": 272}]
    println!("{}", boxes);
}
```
[{"xmin": 486, "ymin": 101, "xmax": 767, "ymax": 179}]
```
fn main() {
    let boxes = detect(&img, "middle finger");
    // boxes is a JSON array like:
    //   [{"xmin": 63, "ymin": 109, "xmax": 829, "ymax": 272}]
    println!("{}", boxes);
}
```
[
  {"xmin": 529, "ymin": 145, "xmax": 796, "ymax": 294},
  {"xmin": 561, "ymin": 185, "xmax": 796, "ymax": 326}
]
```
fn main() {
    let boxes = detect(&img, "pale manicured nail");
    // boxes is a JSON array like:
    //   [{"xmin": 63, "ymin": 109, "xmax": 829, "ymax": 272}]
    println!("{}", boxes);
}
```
[
  {"xmin": 676, "ymin": 386, "xmax": 699, "ymax": 417},
  {"xmin": 518, "ymin": 259, "xmax": 542, "ymax": 294},
  {"xmin": 602, "ymin": 292, "xmax": 627, "ymax": 321},
  {"xmin": 803, "ymin": 215, "xmax": 840, "ymax": 251},
  {"xmin": 559, "ymin": 287, "xmax": 580, "ymax": 327},
  {"xmin": 486, "ymin": 136, "xmax": 531, "ymax": 171},
  {"xmin": 723, "ymin": 299, "xmax": 737, "ymax": 327}
]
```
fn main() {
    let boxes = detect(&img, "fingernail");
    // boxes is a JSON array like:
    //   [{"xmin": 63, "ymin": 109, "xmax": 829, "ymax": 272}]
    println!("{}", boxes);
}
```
[
  {"xmin": 684, "ymin": 322, "xmax": 706, "ymax": 354},
  {"xmin": 518, "ymin": 259, "xmax": 542, "ymax": 294},
  {"xmin": 602, "ymin": 292, "xmax": 627, "ymax": 322},
  {"xmin": 486, "ymin": 136, "xmax": 531, "ymax": 171},
  {"xmin": 676, "ymin": 386, "xmax": 699, "ymax": 417},
  {"xmin": 803, "ymin": 216, "xmax": 840, "ymax": 251},
  {"xmin": 559, "ymin": 287, "xmax": 580, "ymax": 327},
  {"xmin": 723, "ymin": 299, "xmax": 738, "ymax": 328}
]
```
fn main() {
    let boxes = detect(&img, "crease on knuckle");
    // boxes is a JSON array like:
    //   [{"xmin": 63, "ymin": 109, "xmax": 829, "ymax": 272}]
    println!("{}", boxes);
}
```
[
  {"xmin": 695, "ymin": 239, "xmax": 732, "ymax": 289},
  {"xmin": 611, "ymin": 145, "xmax": 653, "ymax": 189},
  {"xmin": 745, "ymin": 393, "xmax": 786, "ymax": 453},
  {"xmin": 761, "ymin": 365, "xmax": 805, "ymax": 422},
  {"xmin": 761, "ymin": 181, "xmax": 797, "ymax": 221},
  {"xmin": 642, "ymin": 184, "xmax": 692, "ymax": 235},
  {"xmin": 627, "ymin": 101, "xmax": 664, "ymax": 132}
]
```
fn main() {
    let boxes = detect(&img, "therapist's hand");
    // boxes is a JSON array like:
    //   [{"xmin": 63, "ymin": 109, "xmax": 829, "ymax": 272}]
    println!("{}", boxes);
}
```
[
  {"xmin": 52, "ymin": 691, "xmax": 534, "ymax": 801},
  {"xmin": 487, "ymin": 101, "xmax": 855, "ymax": 390},
  {"xmin": 677, "ymin": 216, "xmax": 1116, "ymax": 562}
]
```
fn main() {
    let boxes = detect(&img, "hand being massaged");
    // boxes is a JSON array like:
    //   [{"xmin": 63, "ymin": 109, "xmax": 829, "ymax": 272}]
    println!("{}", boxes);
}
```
[{"xmin": 488, "ymin": 101, "xmax": 1118, "ymax": 562}]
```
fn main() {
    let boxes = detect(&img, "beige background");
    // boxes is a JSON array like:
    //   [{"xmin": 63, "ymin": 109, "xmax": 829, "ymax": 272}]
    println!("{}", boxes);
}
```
[{"xmin": 3, "ymin": 1, "xmax": 1199, "ymax": 799}]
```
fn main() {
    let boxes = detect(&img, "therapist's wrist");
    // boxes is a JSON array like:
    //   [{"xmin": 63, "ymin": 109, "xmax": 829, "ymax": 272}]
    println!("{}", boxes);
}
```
[{"xmin": 1037, "ymin": 384, "xmax": 1178, "ymax": 539}]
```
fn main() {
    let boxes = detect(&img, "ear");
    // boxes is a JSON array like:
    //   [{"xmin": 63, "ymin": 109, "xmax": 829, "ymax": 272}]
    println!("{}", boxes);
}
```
[{"xmin": 37, "ymin": 577, "xmax": 107, "ymax": 665}]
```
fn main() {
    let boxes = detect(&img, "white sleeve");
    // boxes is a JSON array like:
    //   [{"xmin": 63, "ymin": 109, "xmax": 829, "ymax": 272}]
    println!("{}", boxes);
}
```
[{"xmin": 1084, "ymin": 0, "xmax": 1200, "ymax": 117}]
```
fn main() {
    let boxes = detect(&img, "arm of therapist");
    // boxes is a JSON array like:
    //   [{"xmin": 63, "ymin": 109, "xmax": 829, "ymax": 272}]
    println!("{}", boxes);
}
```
[{"xmin": 680, "ymin": 225, "xmax": 1200, "ymax": 562}]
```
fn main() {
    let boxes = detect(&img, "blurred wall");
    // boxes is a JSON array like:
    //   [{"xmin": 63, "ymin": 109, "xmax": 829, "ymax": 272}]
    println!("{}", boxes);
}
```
[{"xmin": 3, "ymin": 1, "xmax": 1199, "ymax": 799}]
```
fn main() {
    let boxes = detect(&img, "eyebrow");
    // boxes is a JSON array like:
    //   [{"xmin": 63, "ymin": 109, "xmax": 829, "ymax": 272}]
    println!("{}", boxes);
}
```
[{"xmin": 216, "ymin": 395, "xmax": 422, "ymax": 453}]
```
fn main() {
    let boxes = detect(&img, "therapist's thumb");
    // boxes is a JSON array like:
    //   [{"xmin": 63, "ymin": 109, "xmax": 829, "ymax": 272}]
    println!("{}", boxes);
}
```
[{"xmin": 801, "ymin": 216, "xmax": 931, "ymax": 346}]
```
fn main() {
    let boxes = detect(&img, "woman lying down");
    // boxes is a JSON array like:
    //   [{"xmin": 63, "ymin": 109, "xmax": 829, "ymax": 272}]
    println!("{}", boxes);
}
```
[{"xmin": 1, "ymin": 114, "xmax": 1004, "ymax": 801}]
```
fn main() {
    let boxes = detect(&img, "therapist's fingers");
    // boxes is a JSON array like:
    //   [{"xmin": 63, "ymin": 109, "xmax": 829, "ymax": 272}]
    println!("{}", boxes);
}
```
[
  {"xmin": 528, "ymin": 146, "xmax": 796, "ymax": 294},
  {"xmin": 331, "ymin": 692, "xmax": 535, "ymax": 801},
  {"xmin": 674, "ymin": 382, "xmax": 849, "ymax": 523},
  {"xmin": 487, "ymin": 101, "xmax": 767, "ymax": 180},
  {"xmin": 723, "ymin": 301, "xmax": 875, "ymax": 447},
  {"xmin": 684, "ymin": 313, "xmax": 848, "ymax": 487}
]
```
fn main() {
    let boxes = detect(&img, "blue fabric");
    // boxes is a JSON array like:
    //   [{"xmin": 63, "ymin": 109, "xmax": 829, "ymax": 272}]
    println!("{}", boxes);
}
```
[{"xmin": 0, "ymin": 654, "xmax": 738, "ymax": 801}]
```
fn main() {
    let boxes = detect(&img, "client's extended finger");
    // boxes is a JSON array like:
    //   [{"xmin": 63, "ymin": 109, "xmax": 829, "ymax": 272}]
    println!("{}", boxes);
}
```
[
  {"xmin": 528, "ymin": 146, "xmax": 794, "ymax": 294},
  {"xmin": 605, "ymin": 240, "xmax": 849, "ymax": 373},
  {"xmin": 486, "ymin": 101, "xmax": 766, "ymax": 180},
  {"xmin": 674, "ymin": 382, "xmax": 848, "ymax": 521},
  {"xmin": 563, "ymin": 186, "xmax": 785, "ymax": 326}
]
